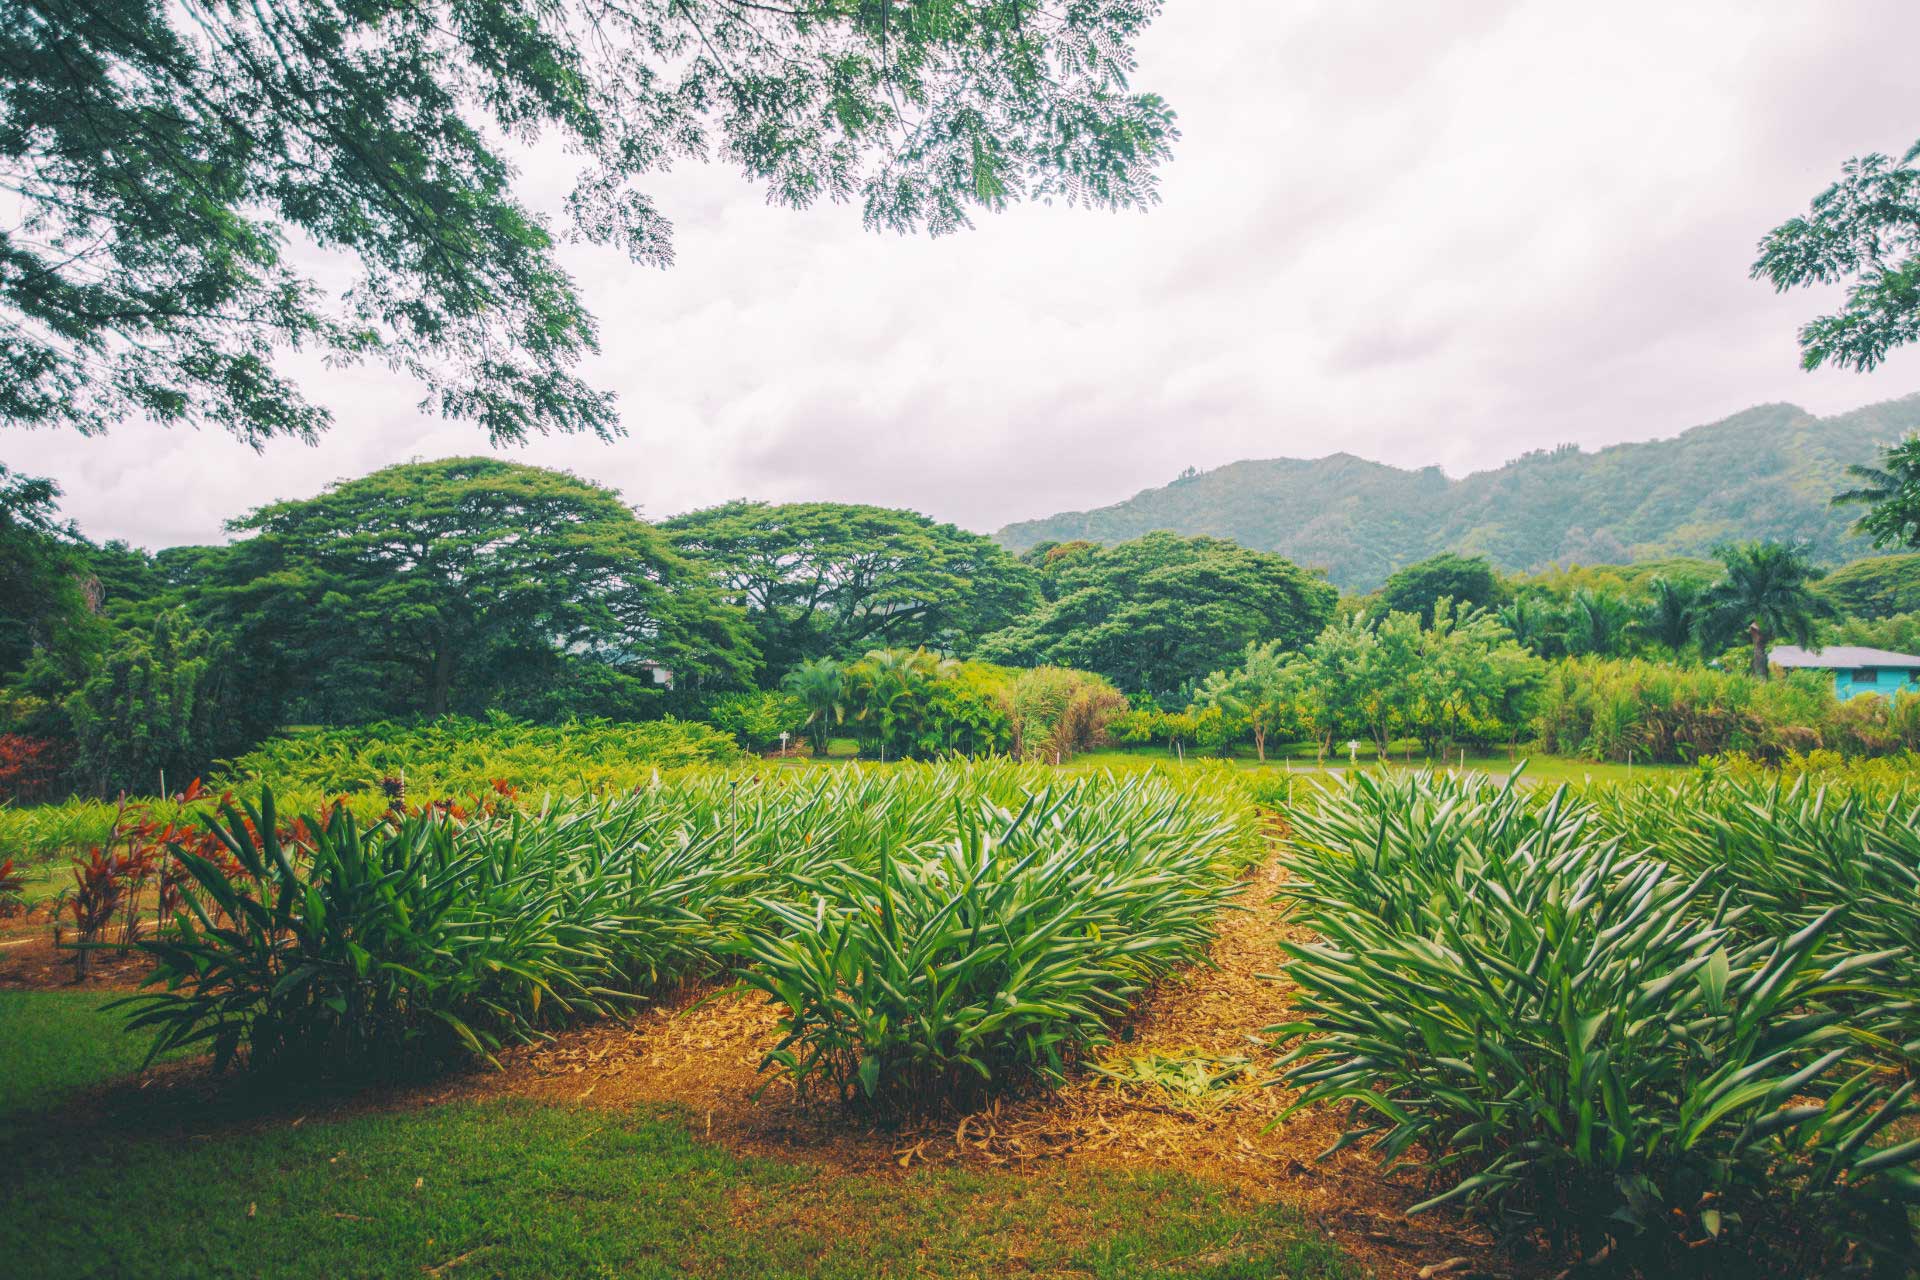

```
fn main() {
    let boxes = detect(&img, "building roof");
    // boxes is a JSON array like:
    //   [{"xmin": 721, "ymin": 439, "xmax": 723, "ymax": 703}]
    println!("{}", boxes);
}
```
[{"xmin": 1769, "ymin": 645, "xmax": 1920, "ymax": 670}]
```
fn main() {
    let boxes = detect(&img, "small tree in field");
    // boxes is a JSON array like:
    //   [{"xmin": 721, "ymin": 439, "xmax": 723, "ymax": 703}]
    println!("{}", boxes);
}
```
[{"xmin": 1193, "ymin": 640, "xmax": 1293, "ymax": 760}]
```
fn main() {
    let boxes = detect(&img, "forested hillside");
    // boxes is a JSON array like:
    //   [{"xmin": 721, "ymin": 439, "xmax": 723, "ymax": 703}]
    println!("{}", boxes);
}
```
[{"xmin": 997, "ymin": 395, "xmax": 1920, "ymax": 588}]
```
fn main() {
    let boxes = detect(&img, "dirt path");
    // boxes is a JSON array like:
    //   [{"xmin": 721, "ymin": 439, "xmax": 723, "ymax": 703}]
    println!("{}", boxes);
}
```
[{"xmin": 471, "ymin": 855, "xmax": 1513, "ymax": 1279}]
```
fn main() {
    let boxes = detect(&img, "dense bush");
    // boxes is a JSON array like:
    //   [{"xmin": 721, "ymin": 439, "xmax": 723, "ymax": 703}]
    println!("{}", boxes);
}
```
[
  {"xmin": 1273, "ymin": 771, "xmax": 1920, "ymax": 1273},
  {"xmin": 737, "ymin": 771, "xmax": 1248, "ymax": 1111},
  {"xmin": 65, "ymin": 609, "xmax": 241, "ymax": 796},
  {"xmin": 1532, "ymin": 657, "xmax": 1846, "ymax": 762},
  {"xmin": 0, "ymin": 733, "xmax": 67, "ymax": 803},
  {"xmin": 114, "ymin": 762, "xmax": 1254, "ymax": 1091},
  {"xmin": 1583, "ymin": 771, "xmax": 1920, "ymax": 1057},
  {"xmin": 1531, "ymin": 656, "xmax": 1920, "ymax": 763},
  {"xmin": 220, "ymin": 714, "xmax": 741, "ymax": 796},
  {"xmin": 997, "ymin": 666, "xmax": 1127, "ymax": 762},
  {"xmin": 702, "ymin": 689, "xmax": 809, "ymax": 752},
  {"xmin": 120, "ymin": 792, "xmax": 741, "ymax": 1074},
  {"xmin": 780, "ymin": 649, "xmax": 1123, "ymax": 763}
]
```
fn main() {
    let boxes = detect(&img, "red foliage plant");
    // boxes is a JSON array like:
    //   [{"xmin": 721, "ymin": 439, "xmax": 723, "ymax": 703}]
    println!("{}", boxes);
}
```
[
  {"xmin": 0, "ymin": 857, "xmax": 27, "ymax": 919},
  {"xmin": 0, "ymin": 734, "xmax": 68, "ymax": 804}
]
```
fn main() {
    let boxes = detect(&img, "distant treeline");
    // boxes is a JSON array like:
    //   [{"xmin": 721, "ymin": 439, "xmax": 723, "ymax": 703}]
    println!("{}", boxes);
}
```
[{"xmin": 8, "ymin": 455, "xmax": 1920, "ymax": 798}]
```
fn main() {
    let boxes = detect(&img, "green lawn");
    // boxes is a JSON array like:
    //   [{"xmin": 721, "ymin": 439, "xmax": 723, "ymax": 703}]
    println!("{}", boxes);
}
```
[
  {"xmin": 0, "ymin": 991, "xmax": 181, "ymax": 1133},
  {"xmin": 0, "ymin": 996, "xmax": 1356, "ymax": 1280}
]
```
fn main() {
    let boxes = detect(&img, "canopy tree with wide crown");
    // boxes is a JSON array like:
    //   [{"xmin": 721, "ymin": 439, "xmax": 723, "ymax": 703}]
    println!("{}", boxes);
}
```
[
  {"xmin": 663, "ymin": 500, "xmax": 1038, "ymax": 677},
  {"xmin": 0, "ymin": 0, "xmax": 1176, "ymax": 443},
  {"xmin": 181, "ymin": 457, "xmax": 756, "ymax": 723}
]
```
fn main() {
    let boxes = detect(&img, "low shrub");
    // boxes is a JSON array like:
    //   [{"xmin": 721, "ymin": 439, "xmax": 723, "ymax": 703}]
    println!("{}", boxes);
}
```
[
  {"xmin": 219, "ymin": 713, "xmax": 741, "ymax": 797},
  {"xmin": 1273, "ymin": 770, "xmax": 1920, "ymax": 1273},
  {"xmin": 1585, "ymin": 770, "xmax": 1920, "ymax": 1061},
  {"xmin": 117, "ymin": 792, "xmax": 739, "ymax": 1075},
  {"xmin": 110, "ymin": 762, "xmax": 1254, "ymax": 1091},
  {"xmin": 736, "ymin": 774, "xmax": 1245, "ymax": 1112},
  {"xmin": 702, "ymin": 690, "xmax": 808, "ymax": 753}
]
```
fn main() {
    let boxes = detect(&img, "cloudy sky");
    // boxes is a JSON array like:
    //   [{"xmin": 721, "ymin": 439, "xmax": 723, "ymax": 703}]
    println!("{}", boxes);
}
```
[{"xmin": 11, "ymin": 0, "xmax": 1920, "ymax": 550}]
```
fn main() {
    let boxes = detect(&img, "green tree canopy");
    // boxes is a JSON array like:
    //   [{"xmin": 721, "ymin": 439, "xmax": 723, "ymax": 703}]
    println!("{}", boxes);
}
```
[
  {"xmin": 2, "ymin": 0, "xmax": 1175, "ymax": 442},
  {"xmin": 189, "ymin": 457, "xmax": 753, "ymax": 723},
  {"xmin": 0, "ymin": 466, "xmax": 98, "ymax": 683},
  {"xmin": 1834, "ymin": 437, "xmax": 1920, "ymax": 552},
  {"xmin": 66, "ymin": 607, "xmax": 236, "ymax": 795},
  {"xmin": 1701, "ymin": 541, "xmax": 1834, "ymax": 678},
  {"xmin": 1818, "ymin": 551, "xmax": 1920, "ymax": 621},
  {"xmin": 978, "ymin": 531, "xmax": 1337, "ymax": 698},
  {"xmin": 1375, "ymin": 552, "xmax": 1505, "ymax": 627},
  {"xmin": 1755, "ymin": 137, "xmax": 1920, "ymax": 372},
  {"xmin": 663, "ymin": 501, "xmax": 1037, "ymax": 676}
]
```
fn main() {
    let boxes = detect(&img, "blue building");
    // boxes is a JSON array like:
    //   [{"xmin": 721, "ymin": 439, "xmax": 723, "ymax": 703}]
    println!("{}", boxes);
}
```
[{"xmin": 1768, "ymin": 645, "xmax": 1920, "ymax": 699}]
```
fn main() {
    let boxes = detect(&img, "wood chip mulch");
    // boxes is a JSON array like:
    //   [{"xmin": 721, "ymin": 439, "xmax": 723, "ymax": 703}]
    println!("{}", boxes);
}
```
[{"xmin": 461, "ymin": 855, "xmax": 1526, "ymax": 1279}]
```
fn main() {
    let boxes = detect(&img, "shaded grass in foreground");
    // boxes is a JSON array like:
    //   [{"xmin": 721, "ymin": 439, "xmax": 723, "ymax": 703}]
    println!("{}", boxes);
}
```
[
  {"xmin": 0, "ymin": 991, "xmax": 180, "ymax": 1130},
  {"xmin": 0, "ymin": 1097, "xmax": 1357, "ymax": 1280}
]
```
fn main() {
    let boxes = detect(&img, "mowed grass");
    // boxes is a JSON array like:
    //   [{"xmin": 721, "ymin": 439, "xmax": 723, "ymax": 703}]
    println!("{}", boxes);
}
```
[
  {"xmin": 0, "ymin": 998, "xmax": 1356, "ymax": 1280},
  {"xmin": 0, "ymin": 991, "xmax": 182, "ymax": 1132}
]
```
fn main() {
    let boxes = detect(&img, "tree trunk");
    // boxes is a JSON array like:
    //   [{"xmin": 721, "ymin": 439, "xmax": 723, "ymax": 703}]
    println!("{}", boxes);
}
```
[
  {"xmin": 1749, "ymin": 622, "xmax": 1768, "ymax": 680},
  {"xmin": 428, "ymin": 631, "xmax": 454, "ymax": 717},
  {"xmin": 1252, "ymin": 723, "xmax": 1266, "ymax": 762}
]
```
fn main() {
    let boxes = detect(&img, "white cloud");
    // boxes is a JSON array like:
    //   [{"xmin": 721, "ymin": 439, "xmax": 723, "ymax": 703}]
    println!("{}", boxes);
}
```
[{"xmin": 9, "ymin": 0, "xmax": 1920, "ymax": 547}]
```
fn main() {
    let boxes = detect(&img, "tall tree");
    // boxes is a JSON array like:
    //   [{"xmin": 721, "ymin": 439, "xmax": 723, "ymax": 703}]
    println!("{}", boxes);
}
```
[
  {"xmin": 0, "ymin": 466, "xmax": 98, "ymax": 682},
  {"xmin": 1375, "ymin": 553, "xmax": 1505, "ymax": 628},
  {"xmin": 1834, "ymin": 436, "xmax": 1920, "ymax": 551},
  {"xmin": 1700, "ymin": 541, "xmax": 1833, "ymax": 679},
  {"xmin": 1754, "ymin": 137, "xmax": 1920, "ymax": 372},
  {"xmin": 1637, "ymin": 576, "xmax": 1701, "ymax": 654},
  {"xmin": 978, "ymin": 532, "xmax": 1337, "ymax": 699},
  {"xmin": 65, "ymin": 608, "xmax": 234, "ymax": 795},
  {"xmin": 2, "ymin": 0, "xmax": 1174, "ymax": 442},
  {"xmin": 664, "ymin": 501, "xmax": 1037, "ymax": 675},
  {"xmin": 194, "ymin": 457, "xmax": 753, "ymax": 722}
]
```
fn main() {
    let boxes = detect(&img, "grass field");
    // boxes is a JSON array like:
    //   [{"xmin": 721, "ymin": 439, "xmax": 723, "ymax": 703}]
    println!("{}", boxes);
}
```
[
  {"xmin": 0, "ymin": 1005, "xmax": 1355, "ymax": 1280},
  {"xmin": 0, "ymin": 992, "xmax": 184, "ymax": 1136}
]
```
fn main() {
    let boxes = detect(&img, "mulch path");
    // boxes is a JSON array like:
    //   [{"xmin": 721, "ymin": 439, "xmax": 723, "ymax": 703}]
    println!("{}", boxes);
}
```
[
  {"xmin": 457, "ymin": 855, "xmax": 1520, "ymax": 1279},
  {"xmin": 0, "ymin": 909, "xmax": 155, "ymax": 991}
]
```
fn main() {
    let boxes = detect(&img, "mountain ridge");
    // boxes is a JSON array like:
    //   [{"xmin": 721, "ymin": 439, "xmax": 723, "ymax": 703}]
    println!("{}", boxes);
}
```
[{"xmin": 994, "ymin": 394, "xmax": 1920, "ymax": 590}]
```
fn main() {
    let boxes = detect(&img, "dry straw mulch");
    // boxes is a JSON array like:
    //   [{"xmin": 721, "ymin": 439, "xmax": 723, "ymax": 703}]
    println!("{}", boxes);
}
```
[{"xmin": 472, "ymin": 855, "xmax": 1517, "ymax": 1279}]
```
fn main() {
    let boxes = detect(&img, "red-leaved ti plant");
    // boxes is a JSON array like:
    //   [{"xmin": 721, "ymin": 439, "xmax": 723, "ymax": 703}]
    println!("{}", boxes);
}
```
[
  {"xmin": 0, "ymin": 734, "xmax": 68, "ymax": 804},
  {"xmin": 0, "ymin": 857, "xmax": 27, "ymax": 919},
  {"xmin": 64, "ymin": 848, "xmax": 125, "ymax": 978}
]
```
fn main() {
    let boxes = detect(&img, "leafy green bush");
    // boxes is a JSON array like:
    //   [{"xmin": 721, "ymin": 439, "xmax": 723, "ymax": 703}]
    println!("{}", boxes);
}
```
[
  {"xmin": 1585, "ymin": 771, "xmax": 1920, "ymax": 1059},
  {"xmin": 220, "ymin": 713, "xmax": 741, "ymax": 797},
  {"xmin": 736, "ymin": 772, "xmax": 1247, "ymax": 1111},
  {"xmin": 1273, "ymin": 770, "xmax": 1920, "ymax": 1272},
  {"xmin": 118, "ymin": 792, "xmax": 739, "ymax": 1075},
  {"xmin": 999, "ymin": 665, "xmax": 1127, "ymax": 762},
  {"xmin": 111, "ymin": 761, "xmax": 1255, "ymax": 1093},
  {"xmin": 1532, "ymin": 657, "xmax": 1848, "ymax": 763},
  {"xmin": 66, "ymin": 609, "xmax": 242, "ymax": 796},
  {"xmin": 701, "ymin": 690, "xmax": 808, "ymax": 752}
]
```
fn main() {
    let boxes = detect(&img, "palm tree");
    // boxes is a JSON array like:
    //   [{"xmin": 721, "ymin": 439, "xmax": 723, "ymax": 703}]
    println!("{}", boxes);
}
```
[
  {"xmin": 1637, "ymin": 576, "xmax": 1700, "ymax": 654},
  {"xmin": 1497, "ymin": 595, "xmax": 1565, "ymax": 657},
  {"xmin": 1700, "ymin": 541, "xmax": 1834, "ymax": 678},
  {"xmin": 1835, "ymin": 436, "xmax": 1920, "ymax": 550},
  {"xmin": 1564, "ymin": 588, "xmax": 1633, "ymax": 657},
  {"xmin": 780, "ymin": 657, "xmax": 844, "ymax": 754}
]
